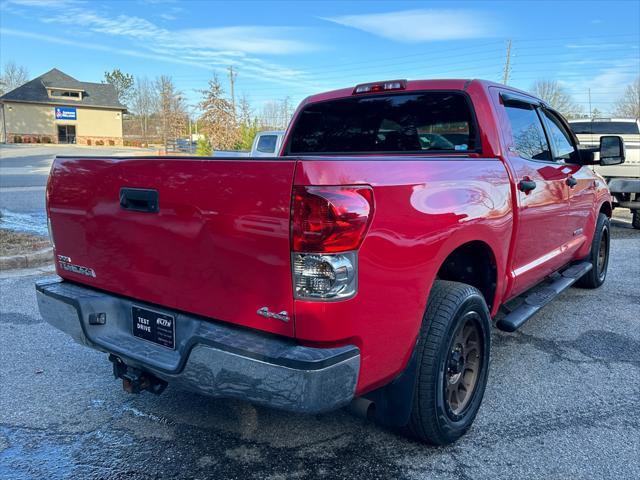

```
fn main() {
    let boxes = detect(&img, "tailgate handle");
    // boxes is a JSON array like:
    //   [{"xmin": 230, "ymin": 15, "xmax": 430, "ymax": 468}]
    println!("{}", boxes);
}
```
[{"xmin": 119, "ymin": 188, "xmax": 159, "ymax": 213}]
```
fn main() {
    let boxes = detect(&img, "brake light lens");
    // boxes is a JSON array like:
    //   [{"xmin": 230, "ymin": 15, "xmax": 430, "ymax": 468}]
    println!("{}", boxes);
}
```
[
  {"xmin": 353, "ymin": 80, "xmax": 407, "ymax": 95},
  {"xmin": 291, "ymin": 186, "xmax": 374, "ymax": 253}
]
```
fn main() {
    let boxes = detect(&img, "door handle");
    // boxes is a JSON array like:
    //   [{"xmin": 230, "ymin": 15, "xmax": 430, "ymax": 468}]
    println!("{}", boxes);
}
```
[
  {"xmin": 120, "ymin": 188, "xmax": 159, "ymax": 213},
  {"xmin": 566, "ymin": 176, "xmax": 577, "ymax": 188},
  {"xmin": 518, "ymin": 179, "xmax": 537, "ymax": 193}
]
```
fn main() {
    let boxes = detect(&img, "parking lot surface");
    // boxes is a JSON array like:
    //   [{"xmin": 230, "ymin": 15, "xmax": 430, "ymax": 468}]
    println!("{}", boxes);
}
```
[
  {"xmin": 0, "ymin": 212, "xmax": 638, "ymax": 479},
  {"xmin": 0, "ymin": 145, "xmax": 153, "ymax": 235}
]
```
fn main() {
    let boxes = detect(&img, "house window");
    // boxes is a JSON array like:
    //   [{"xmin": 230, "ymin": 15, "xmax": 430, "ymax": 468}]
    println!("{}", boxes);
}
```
[{"xmin": 49, "ymin": 90, "xmax": 82, "ymax": 100}]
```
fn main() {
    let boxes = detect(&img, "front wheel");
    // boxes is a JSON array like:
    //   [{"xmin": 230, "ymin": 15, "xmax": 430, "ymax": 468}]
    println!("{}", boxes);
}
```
[
  {"xmin": 632, "ymin": 210, "xmax": 640, "ymax": 230},
  {"xmin": 576, "ymin": 213, "xmax": 610, "ymax": 289},
  {"xmin": 406, "ymin": 281, "xmax": 491, "ymax": 445}
]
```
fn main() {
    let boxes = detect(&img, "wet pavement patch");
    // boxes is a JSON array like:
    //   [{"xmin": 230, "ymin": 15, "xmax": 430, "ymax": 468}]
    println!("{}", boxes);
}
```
[
  {"xmin": 0, "ymin": 210, "xmax": 48, "ymax": 237},
  {"xmin": 0, "ymin": 418, "xmax": 408, "ymax": 480}
]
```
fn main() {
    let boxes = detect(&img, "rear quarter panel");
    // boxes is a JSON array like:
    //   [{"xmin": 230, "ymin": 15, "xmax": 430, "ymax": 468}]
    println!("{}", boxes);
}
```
[{"xmin": 294, "ymin": 158, "xmax": 513, "ymax": 393}]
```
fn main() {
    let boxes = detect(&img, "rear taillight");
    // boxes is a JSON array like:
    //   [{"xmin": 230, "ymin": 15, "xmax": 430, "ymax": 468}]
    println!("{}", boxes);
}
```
[
  {"xmin": 291, "ymin": 186, "xmax": 373, "ymax": 300},
  {"xmin": 292, "ymin": 186, "xmax": 373, "ymax": 253}
]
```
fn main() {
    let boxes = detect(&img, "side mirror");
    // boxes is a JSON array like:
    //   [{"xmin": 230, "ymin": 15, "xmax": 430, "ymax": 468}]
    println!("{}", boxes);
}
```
[{"xmin": 599, "ymin": 136, "xmax": 625, "ymax": 165}]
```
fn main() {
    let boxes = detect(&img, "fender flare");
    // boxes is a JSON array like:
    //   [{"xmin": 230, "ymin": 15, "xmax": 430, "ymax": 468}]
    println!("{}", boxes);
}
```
[{"xmin": 365, "ymin": 230, "xmax": 504, "ymax": 427}]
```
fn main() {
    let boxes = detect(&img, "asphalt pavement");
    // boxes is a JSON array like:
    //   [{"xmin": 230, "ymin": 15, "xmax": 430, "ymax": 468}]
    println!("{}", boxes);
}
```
[
  {"xmin": 0, "ymin": 210, "xmax": 638, "ymax": 479},
  {"xmin": 0, "ymin": 145, "xmax": 153, "ymax": 234}
]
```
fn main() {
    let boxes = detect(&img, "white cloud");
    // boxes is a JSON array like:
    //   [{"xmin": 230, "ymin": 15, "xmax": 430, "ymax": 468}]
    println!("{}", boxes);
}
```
[
  {"xmin": 179, "ymin": 27, "xmax": 316, "ymax": 55},
  {"xmin": 560, "ymin": 61, "xmax": 639, "ymax": 114},
  {"xmin": 0, "ymin": 28, "xmax": 210, "ymax": 69},
  {"xmin": 322, "ymin": 9, "xmax": 499, "ymax": 42},
  {"xmin": 39, "ymin": 9, "xmax": 316, "ymax": 55},
  {"xmin": 3, "ymin": 0, "xmax": 78, "ymax": 5},
  {"xmin": 566, "ymin": 43, "xmax": 633, "ymax": 49},
  {"xmin": 3, "ymin": 1, "xmax": 320, "ymax": 89}
]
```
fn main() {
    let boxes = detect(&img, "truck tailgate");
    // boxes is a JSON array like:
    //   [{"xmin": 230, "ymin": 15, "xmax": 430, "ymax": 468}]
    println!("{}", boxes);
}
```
[{"xmin": 47, "ymin": 156, "xmax": 297, "ymax": 337}]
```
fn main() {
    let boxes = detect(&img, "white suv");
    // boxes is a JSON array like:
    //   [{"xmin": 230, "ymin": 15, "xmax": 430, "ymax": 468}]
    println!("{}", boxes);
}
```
[{"xmin": 569, "ymin": 118, "xmax": 640, "ymax": 228}]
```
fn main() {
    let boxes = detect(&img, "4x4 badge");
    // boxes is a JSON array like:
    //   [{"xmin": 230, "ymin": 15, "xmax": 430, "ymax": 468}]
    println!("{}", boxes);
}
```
[{"xmin": 256, "ymin": 307, "xmax": 289, "ymax": 322}]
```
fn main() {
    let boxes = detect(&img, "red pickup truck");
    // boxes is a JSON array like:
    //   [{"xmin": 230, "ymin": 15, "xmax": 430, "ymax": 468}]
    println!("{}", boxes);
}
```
[{"xmin": 37, "ymin": 79, "xmax": 625, "ymax": 445}]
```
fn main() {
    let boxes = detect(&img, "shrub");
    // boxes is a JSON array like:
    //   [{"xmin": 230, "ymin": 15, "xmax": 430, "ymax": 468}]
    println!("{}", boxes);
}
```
[
  {"xmin": 108, "ymin": 140, "xmax": 115, "ymax": 146},
  {"xmin": 14, "ymin": 136, "xmax": 22, "ymax": 143},
  {"xmin": 196, "ymin": 136, "xmax": 212, "ymax": 156},
  {"xmin": 87, "ymin": 139, "xmax": 92, "ymax": 146},
  {"xmin": 43, "ymin": 136, "xmax": 51, "ymax": 144},
  {"xmin": 95, "ymin": 140, "xmax": 104, "ymax": 146}
]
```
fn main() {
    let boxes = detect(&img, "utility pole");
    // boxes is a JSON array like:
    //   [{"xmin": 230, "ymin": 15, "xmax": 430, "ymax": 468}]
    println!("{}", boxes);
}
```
[
  {"xmin": 588, "ymin": 88, "xmax": 592, "ymax": 118},
  {"xmin": 502, "ymin": 39, "xmax": 512, "ymax": 85},
  {"xmin": 227, "ymin": 66, "xmax": 237, "ymax": 117}
]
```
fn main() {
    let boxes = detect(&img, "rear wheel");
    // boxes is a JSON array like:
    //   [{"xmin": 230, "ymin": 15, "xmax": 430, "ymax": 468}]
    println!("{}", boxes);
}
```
[
  {"xmin": 576, "ymin": 213, "xmax": 610, "ymax": 289},
  {"xmin": 406, "ymin": 281, "xmax": 491, "ymax": 445}
]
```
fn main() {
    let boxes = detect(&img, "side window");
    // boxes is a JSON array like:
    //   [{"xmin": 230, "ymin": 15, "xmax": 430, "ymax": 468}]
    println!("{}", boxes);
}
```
[
  {"xmin": 540, "ymin": 110, "xmax": 577, "ymax": 161},
  {"xmin": 257, "ymin": 135, "xmax": 277, "ymax": 153},
  {"xmin": 504, "ymin": 104, "xmax": 551, "ymax": 161}
]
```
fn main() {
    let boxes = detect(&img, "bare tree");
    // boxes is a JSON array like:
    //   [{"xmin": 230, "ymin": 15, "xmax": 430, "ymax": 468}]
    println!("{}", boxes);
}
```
[
  {"xmin": 131, "ymin": 77, "xmax": 158, "ymax": 146},
  {"xmin": 237, "ymin": 94, "xmax": 258, "ymax": 150},
  {"xmin": 614, "ymin": 77, "xmax": 640, "ymax": 118},
  {"xmin": 260, "ymin": 101, "xmax": 281, "ymax": 129},
  {"xmin": 238, "ymin": 94, "xmax": 253, "ymax": 126},
  {"xmin": 0, "ymin": 61, "xmax": 29, "ymax": 95},
  {"xmin": 259, "ymin": 97, "xmax": 294, "ymax": 129},
  {"xmin": 530, "ymin": 80, "xmax": 583, "ymax": 118},
  {"xmin": 155, "ymin": 75, "xmax": 186, "ymax": 150},
  {"xmin": 198, "ymin": 74, "xmax": 239, "ymax": 151}
]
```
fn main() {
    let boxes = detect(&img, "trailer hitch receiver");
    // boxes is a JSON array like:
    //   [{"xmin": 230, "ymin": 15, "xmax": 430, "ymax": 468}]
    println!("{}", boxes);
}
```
[{"xmin": 109, "ymin": 354, "xmax": 167, "ymax": 395}]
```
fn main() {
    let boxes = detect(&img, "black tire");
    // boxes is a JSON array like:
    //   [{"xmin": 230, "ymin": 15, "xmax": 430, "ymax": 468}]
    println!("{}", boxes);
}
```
[
  {"xmin": 632, "ymin": 210, "xmax": 640, "ymax": 230},
  {"xmin": 406, "ymin": 280, "xmax": 491, "ymax": 445},
  {"xmin": 576, "ymin": 213, "xmax": 610, "ymax": 289}
]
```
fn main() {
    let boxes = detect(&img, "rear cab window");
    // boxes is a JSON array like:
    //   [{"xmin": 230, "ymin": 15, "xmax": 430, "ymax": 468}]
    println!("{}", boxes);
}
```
[{"xmin": 286, "ymin": 92, "xmax": 478, "ymax": 155}]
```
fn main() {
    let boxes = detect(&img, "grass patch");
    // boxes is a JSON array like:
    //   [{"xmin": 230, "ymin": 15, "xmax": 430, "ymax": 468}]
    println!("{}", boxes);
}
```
[{"xmin": 0, "ymin": 229, "xmax": 50, "ymax": 257}]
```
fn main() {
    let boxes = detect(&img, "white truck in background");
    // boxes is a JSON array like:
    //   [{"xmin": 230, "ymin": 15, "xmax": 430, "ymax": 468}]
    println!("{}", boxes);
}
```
[
  {"xmin": 569, "ymin": 118, "xmax": 640, "ymax": 228},
  {"xmin": 250, "ymin": 130, "xmax": 285, "ymax": 157},
  {"xmin": 212, "ymin": 131, "xmax": 285, "ymax": 158}
]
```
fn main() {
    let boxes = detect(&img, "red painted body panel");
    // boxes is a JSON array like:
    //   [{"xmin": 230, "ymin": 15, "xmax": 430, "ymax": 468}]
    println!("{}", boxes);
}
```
[
  {"xmin": 48, "ymin": 157, "xmax": 297, "ymax": 337},
  {"xmin": 293, "ymin": 158, "xmax": 513, "ymax": 393},
  {"xmin": 47, "ymin": 79, "xmax": 612, "ymax": 397}
]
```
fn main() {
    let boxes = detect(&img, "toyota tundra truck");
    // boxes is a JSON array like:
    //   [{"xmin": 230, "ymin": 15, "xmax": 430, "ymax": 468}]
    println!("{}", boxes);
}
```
[{"xmin": 37, "ymin": 79, "xmax": 624, "ymax": 445}]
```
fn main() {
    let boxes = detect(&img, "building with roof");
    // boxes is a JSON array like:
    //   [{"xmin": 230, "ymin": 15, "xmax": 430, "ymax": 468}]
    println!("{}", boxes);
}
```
[{"xmin": 0, "ymin": 68, "xmax": 126, "ymax": 146}]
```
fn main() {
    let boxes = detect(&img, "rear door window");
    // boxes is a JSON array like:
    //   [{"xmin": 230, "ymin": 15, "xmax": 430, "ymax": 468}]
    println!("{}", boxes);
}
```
[
  {"xmin": 287, "ymin": 92, "xmax": 477, "ymax": 154},
  {"xmin": 504, "ymin": 104, "xmax": 552, "ymax": 161},
  {"xmin": 256, "ymin": 134, "xmax": 278, "ymax": 153}
]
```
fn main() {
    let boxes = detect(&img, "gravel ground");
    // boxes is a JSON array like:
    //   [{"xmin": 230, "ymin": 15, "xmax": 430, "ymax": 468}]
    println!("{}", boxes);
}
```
[{"xmin": 0, "ymin": 211, "xmax": 638, "ymax": 479}]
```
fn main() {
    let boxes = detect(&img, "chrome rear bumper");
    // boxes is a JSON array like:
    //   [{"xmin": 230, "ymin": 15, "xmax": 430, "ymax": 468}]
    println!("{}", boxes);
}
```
[{"xmin": 36, "ymin": 278, "xmax": 360, "ymax": 414}]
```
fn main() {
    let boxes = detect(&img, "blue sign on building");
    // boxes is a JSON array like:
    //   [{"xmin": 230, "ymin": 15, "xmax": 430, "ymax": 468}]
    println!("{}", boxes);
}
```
[{"xmin": 54, "ymin": 107, "xmax": 77, "ymax": 120}]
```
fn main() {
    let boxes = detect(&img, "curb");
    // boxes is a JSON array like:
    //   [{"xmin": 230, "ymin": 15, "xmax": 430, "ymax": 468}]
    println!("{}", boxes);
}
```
[{"xmin": 0, "ymin": 248, "xmax": 54, "ymax": 271}]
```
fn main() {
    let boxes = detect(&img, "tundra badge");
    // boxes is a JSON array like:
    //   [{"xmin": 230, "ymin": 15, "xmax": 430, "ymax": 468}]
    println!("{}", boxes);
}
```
[{"xmin": 57, "ymin": 255, "xmax": 96, "ymax": 278}]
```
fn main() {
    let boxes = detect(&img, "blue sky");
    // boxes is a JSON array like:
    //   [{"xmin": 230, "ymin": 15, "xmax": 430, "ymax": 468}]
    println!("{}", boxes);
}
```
[{"xmin": 1, "ymin": 0, "xmax": 638, "ymax": 116}]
